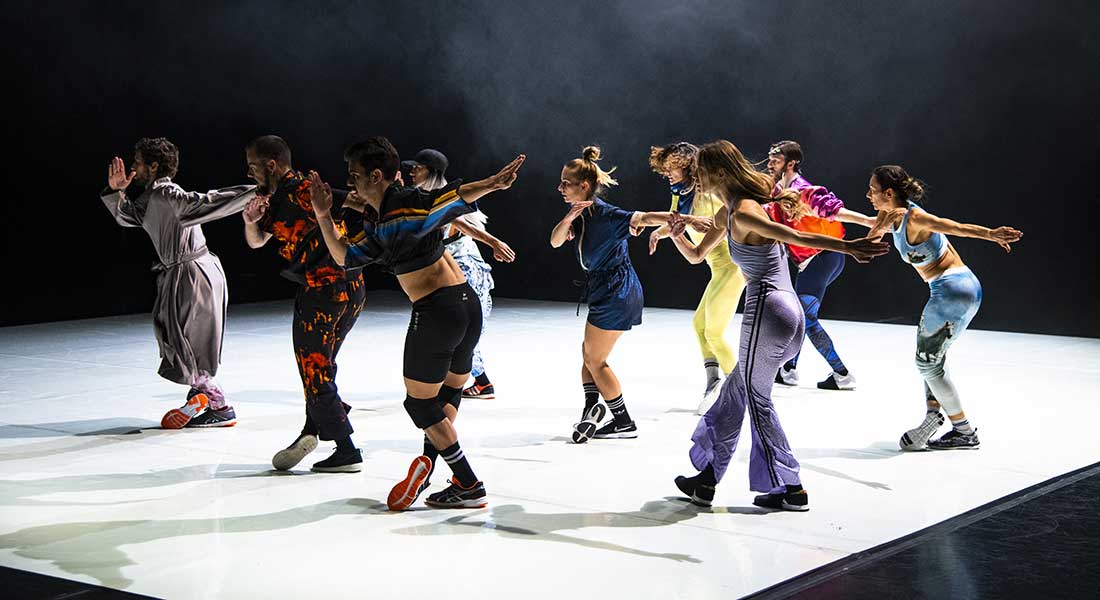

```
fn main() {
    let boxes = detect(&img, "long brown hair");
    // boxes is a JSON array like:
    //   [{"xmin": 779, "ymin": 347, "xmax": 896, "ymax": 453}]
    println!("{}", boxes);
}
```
[
  {"xmin": 564, "ymin": 145, "xmax": 618, "ymax": 199},
  {"xmin": 696, "ymin": 140, "xmax": 805, "ymax": 221}
]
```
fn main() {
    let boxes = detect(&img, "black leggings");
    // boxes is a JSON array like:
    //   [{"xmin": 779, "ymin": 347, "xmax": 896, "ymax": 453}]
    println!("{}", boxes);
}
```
[{"xmin": 403, "ymin": 283, "xmax": 483, "ymax": 383}]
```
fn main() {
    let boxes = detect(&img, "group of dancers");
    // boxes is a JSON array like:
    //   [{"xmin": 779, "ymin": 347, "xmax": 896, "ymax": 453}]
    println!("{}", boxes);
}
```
[{"xmin": 101, "ymin": 135, "xmax": 1022, "ymax": 512}]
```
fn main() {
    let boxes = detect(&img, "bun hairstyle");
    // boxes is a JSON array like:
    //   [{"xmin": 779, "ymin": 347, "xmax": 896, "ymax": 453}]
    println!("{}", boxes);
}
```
[
  {"xmin": 872, "ymin": 165, "xmax": 926, "ymax": 203},
  {"xmin": 565, "ymin": 145, "xmax": 618, "ymax": 198}
]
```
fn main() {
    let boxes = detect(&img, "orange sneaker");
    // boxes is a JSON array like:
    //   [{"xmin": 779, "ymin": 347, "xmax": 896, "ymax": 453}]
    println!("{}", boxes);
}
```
[
  {"xmin": 161, "ymin": 391, "xmax": 210, "ymax": 429},
  {"xmin": 387, "ymin": 455, "xmax": 433, "ymax": 511}
]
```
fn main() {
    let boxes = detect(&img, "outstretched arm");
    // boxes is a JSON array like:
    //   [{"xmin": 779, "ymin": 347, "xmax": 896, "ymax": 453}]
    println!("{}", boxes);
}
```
[
  {"xmin": 834, "ymin": 207, "xmax": 877, "ymax": 228},
  {"xmin": 456, "ymin": 155, "xmax": 526, "ymax": 203},
  {"xmin": 734, "ymin": 202, "xmax": 890, "ymax": 263},
  {"xmin": 668, "ymin": 207, "xmax": 728, "ymax": 264},
  {"xmin": 451, "ymin": 219, "xmax": 516, "ymax": 263},
  {"xmin": 242, "ymin": 195, "xmax": 273, "ymax": 248},
  {"xmin": 908, "ymin": 209, "xmax": 1023, "ymax": 252}
]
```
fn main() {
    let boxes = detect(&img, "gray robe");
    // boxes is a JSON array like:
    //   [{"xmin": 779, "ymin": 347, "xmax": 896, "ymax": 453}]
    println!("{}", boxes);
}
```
[{"xmin": 100, "ymin": 177, "xmax": 256, "ymax": 386}]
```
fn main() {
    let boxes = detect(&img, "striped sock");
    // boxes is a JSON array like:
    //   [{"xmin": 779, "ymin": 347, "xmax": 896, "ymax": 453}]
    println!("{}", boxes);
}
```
[
  {"xmin": 950, "ymin": 416, "xmax": 975, "ymax": 435},
  {"xmin": 606, "ymin": 394, "xmax": 631, "ymax": 425},
  {"xmin": 583, "ymin": 382, "xmax": 599, "ymax": 414},
  {"xmin": 439, "ymin": 442, "xmax": 478, "ymax": 488},
  {"xmin": 704, "ymin": 359, "xmax": 721, "ymax": 386}
]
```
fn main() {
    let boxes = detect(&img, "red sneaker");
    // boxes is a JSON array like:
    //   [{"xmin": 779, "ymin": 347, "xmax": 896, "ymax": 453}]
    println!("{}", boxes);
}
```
[
  {"xmin": 161, "ymin": 391, "xmax": 209, "ymax": 429},
  {"xmin": 461, "ymin": 383, "xmax": 495, "ymax": 400},
  {"xmin": 387, "ymin": 455, "xmax": 433, "ymax": 511}
]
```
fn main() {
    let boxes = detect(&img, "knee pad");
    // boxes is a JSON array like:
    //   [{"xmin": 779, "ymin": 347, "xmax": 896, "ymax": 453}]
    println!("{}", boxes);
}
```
[
  {"xmin": 439, "ymin": 384, "xmax": 462, "ymax": 410},
  {"xmin": 404, "ymin": 395, "xmax": 446, "ymax": 429}
]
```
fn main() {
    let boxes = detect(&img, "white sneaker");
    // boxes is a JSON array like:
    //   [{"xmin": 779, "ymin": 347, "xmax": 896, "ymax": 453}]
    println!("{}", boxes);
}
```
[
  {"xmin": 775, "ymin": 365, "xmax": 799, "ymax": 386},
  {"xmin": 899, "ymin": 412, "xmax": 946, "ymax": 451},
  {"xmin": 272, "ymin": 434, "xmax": 319, "ymax": 470},
  {"xmin": 696, "ymin": 377, "xmax": 724, "ymax": 415},
  {"xmin": 817, "ymin": 371, "xmax": 856, "ymax": 390}
]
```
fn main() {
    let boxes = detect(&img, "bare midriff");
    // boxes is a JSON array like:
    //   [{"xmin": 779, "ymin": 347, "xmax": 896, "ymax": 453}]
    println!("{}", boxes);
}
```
[{"xmin": 397, "ymin": 252, "xmax": 467, "ymax": 302}]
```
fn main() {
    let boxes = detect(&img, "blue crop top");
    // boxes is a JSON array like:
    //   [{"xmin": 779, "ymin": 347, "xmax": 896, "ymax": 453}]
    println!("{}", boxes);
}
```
[{"xmin": 891, "ymin": 201, "xmax": 949, "ymax": 267}]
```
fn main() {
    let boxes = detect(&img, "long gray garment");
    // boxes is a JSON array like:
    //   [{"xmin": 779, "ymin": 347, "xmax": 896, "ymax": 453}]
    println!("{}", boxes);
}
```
[
  {"xmin": 100, "ymin": 177, "xmax": 256, "ymax": 386},
  {"xmin": 689, "ymin": 235, "xmax": 804, "ymax": 494}
]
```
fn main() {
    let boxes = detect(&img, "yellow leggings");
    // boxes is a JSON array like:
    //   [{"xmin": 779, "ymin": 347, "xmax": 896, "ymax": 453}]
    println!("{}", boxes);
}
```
[{"xmin": 693, "ymin": 262, "xmax": 745, "ymax": 374}]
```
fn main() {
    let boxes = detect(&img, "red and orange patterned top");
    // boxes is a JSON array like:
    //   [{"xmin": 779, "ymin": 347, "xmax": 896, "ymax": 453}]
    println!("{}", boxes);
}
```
[{"xmin": 259, "ymin": 170, "xmax": 362, "ymax": 287}]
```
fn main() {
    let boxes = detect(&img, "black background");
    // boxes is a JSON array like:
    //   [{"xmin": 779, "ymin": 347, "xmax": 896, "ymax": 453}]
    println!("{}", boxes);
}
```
[{"xmin": 3, "ymin": 0, "xmax": 1097, "ymax": 336}]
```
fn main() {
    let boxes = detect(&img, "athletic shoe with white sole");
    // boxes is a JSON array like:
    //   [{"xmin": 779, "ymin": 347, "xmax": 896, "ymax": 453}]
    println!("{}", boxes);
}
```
[
  {"xmin": 310, "ymin": 448, "xmax": 362, "ymax": 473},
  {"xmin": 571, "ymin": 403, "xmax": 607, "ymax": 444},
  {"xmin": 928, "ymin": 428, "xmax": 980, "ymax": 450},
  {"xmin": 775, "ymin": 365, "xmax": 798, "ymax": 386},
  {"xmin": 272, "ymin": 433, "xmax": 319, "ymax": 470},
  {"xmin": 817, "ymin": 371, "xmax": 856, "ymax": 390},
  {"xmin": 593, "ymin": 420, "xmax": 638, "ymax": 439},
  {"xmin": 899, "ymin": 411, "xmax": 946, "ymax": 451},
  {"xmin": 753, "ymin": 486, "xmax": 810, "ymax": 512},
  {"xmin": 161, "ymin": 389, "xmax": 209, "ymax": 429},
  {"xmin": 674, "ymin": 474, "xmax": 715, "ymax": 507},
  {"xmin": 186, "ymin": 406, "xmax": 237, "ymax": 428},
  {"xmin": 461, "ymin": 383, "xmax": 495, "ymax": 400},
  {"xmin": 425, "ymin": 479, "xmax": 488, "ymax": 509}
]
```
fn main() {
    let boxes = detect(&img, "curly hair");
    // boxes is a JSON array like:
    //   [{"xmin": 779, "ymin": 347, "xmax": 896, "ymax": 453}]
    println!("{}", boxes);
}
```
[
  {"xmin": 648, "ymin": 142, "xmax": 699, "ymax": 175},
  {"xmin": 135, "ymin": 137, "xmax": 179, "ymax": 179},
  {"xmin": 564, "ymin": 145, "xmax": 618, "ymax": 198},
  {"xmin": 697, "ymin": 140, "xmax": 806, "ymax": 221}
]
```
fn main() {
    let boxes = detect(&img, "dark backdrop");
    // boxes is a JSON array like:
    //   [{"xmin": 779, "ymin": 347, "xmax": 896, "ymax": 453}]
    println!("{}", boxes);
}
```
[{"xmin": 2, "ymin": 0, "xmax": 1097, "ymax": 336}]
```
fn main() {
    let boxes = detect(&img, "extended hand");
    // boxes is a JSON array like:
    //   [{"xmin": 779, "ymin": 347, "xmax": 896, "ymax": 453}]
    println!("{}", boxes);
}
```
[
  {"xmin": 845, "ymin": 237, "xmax": 891, "ymax": 263},
  {"xmin": 492, "ymin": 240, "xmax": 516, "ymax": 263},
  {"xmin": 307, "ymin": 171, "xmax": 333, "ymax": 217},
  {"xmin": 867, "ymin": 208, "xmax": 906, "ymax": 240},
  {"xmin": 686, "ymin": 215, "xmax": 714, "ymax": 234},
  {"xmin": 489, "ymin": 154, "xmax": 527, "ymax": 190},
  {"xmin": 989, "ymin": 226, "xmax": 1023, "ymax": 252},
  {"xmin": 243, "ymin": 194, "xmax": 270, "ymax": 224},
  {"xmin": 108, "ymin": 156, "xmax": 135, "ymax": 191},
  {"xmin": 648, "ymin": 229, "xmax": 662, "ymax": 255},
  {"xmin": 565, "ymin": 200, "xmax": 593, "ymax": 221}
]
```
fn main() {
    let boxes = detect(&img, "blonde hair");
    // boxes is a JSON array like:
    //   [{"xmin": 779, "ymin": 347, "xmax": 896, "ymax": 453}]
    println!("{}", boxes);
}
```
[
  {"xmin": 565, "ymin": 145, "xmax": 618, "ymax": 198},
  {"xmin": 696, "ymin": 140, "xmax": 806, "ymax": 221}
]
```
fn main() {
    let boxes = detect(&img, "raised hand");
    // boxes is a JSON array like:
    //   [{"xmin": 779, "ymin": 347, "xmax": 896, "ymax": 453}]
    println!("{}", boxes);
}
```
[
  {"xmin": 307, "ymin": 171, "xmax": 333, "ymax": 217},
  {"xmin": 845, "ymin": 236, "xmax": 891, "ymax": 263},
  {"xmin": 667, "ymin": 213, "xmax": 688, "ymax": 238},
  {"xmin": 989, "ymin": 226, "xmax": 1023, "ymax": 253},
  {"xmin": 108, "ymin": 156, "xmax": 135, "ymax": 191},
  {"xmin": 491, "ymin": 240, "xmax": 516, "ymax": 263},
  {"xmin": 565, "ymin": 200, "xmax": 593, "ymax": 221},
  {"xmin": 243, "ymin": 194, "xmax": 270, "ymax": 224},
  {"xmin": 489, "ymin": 154, "xmax": 527, "ymax": 190}
]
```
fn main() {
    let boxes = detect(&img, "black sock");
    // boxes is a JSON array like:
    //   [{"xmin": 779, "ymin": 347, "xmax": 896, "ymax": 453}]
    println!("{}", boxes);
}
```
[
  {"xmin": 835, "ymin": 367, "xmax": 849, "ymax": 376},
  {"xmin": 335, "ymin": 436, "xmax": 356, "ymax": 453},
  {"xmin": 439, "ymin": 442, "xmax": 478, "ymax": 488},
  {"xmin": 698, "ymin": 463, "xmax": 717, "ymax": 486},
  {"xmin": 474, "ymin": 372, "xmax": 491, "ymax": 387},
  {"xmin": 583, "ymin": 382, "xmax": 599, "ymax": 414},
  {"xmin": 784, "ymin": 359, "xmax": 796, "ymax": 371},
  {"xmin": 785, "ymin": 484, "xmax": 804, "ymax": 494},
  {"xmin": 423, "ymin": 435, "xmax": 438, "ymax": 480},
  {"xmin": 605, "ymin": 394, "xmax": 631, "ymax": 425}
]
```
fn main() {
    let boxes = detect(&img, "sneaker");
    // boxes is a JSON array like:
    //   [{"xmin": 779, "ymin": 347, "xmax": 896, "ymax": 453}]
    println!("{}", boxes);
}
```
[
  {"xmin": 571, "ymin": 403, "xmax": 607, "ymax": 444},
  {"xmin": 775, "ymin": 365, "xmax": 798, "ymax": 386},
  {"xmin": 185, "ymin": 406, "xmax": 237, "ymax": 428},
  {"xmin": 593, "ymin": 420, "xmax": 638, "ymax": 439},
  {"xmin": 272, "ymin": 434, "xmax": 319, "ymax": 471},
  {"xmin": 310, "ymin": 448, "xmax": 363, "ymax": 473},
  {"xmin": 697, "ymin": 378, "xmax": 723, "ymax": 416},
  {"xmin": 817, "ymin": 371, "xmax": 856, "ymax": 390},
  {"xmin": 425, "ymin": 479, "xmax": 488, "ymax": 509},
  {"xmin": 928, "ymin": 428, "xmax": 980, "ymax": 450},
  {"xmin": 387, "ymin": 455, "xmax": 433, "ymax": 511},
  {"xmin": 161, "ymin": 389, "xmax": 210, "ymax": 429},
  {"xmin": 899, "ymin": 412, "xmax": 946, "ymax": 451},
  {"xmin": 462, "ymin": 383, "xmax": 495, "ymax": 400},
  {"xmin": 674, "ymin": 474, "xmax": 715, "ymax": 507},
  {"xmin": 753, "ymin": 486, "xmax": 810, "ymax": 512}
]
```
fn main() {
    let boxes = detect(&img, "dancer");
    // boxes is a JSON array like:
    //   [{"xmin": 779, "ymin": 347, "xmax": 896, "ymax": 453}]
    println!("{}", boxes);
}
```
[
  {"xmin": 101, "ymin": 137, "xmax": 255, "ymax": 429},
  {"xmin": 648, "ymin": 142, "xmax": 744, "ymax": 412},
  {"xmin": 403, "ymin": 149, "xmax": 516, "ymax": 402},
  {"xmin": 310, "ymin": 136, "xmax": 525, "ymax": 510},
  {"xmin": 864, "ymin": 165, "xmax": 1022, "ymax": 450},
  {"xmin": 242, "ymin": 135, "xmax": 367, "ymax": 473},
  {"xmin": 671, "ymin": 140, "xmax": 888, "ymax": 510},
  {"xmin": 765, "ymin": 140, "xmax": 876, "ymax": 390},
  {"xmin": 403, "ymin": 148, "xmax": 515, "ymax": 489},
  {"xmin": 550, "ymin": 146, "xmax": 704, "ymax": 443}
]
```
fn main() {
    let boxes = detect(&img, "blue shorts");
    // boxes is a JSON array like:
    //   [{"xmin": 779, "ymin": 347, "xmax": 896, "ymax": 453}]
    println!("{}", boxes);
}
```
[{"xmin": 585, "ymin": 264, "xmax": 643, "ymax": 331}]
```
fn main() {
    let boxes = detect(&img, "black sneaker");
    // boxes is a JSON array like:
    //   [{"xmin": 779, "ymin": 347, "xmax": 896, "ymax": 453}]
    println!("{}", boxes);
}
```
[
  {"xmin": 185, "ymin": 406, "xmax": 237, "ymax": 428},
  {"xmin": 674, "ymin": 474, "xmax": 715, "ymax": 507},
  {"xmin": 753, "ymin": 486, "xmax": 810, "ymax": 512},
  {"xmin": 928, "ymin": 428, "xmax": 980, "ymax": 450},
  {"xmin": 310, "ymin": 448, "xmax": 363, "ymax": 473},
  {"xmin": 593, "ymin": 420, "xmax": 638, "ymax": 439},
  {"xmin": 571, "ymin": 403, "xmax": 607, "ymax": 444},
  {"xmin": 461, "ymin": 383, "xmax": 495, "ymax": 400},
  {"xmin": 816, "ymin": 371, "xmax": 856, "ymax": 390},
  {"xmin": 272, "ymin": 434, "xmax": 319, "ymax": 471},
  {"xmin": 425, "ymin": 479, "xmax": 488, "ymax": 509}
]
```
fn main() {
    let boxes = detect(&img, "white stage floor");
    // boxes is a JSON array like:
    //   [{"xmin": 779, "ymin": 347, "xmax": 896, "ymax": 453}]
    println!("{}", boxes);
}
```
[{"xmin": 1, "ymin": 292, "xmax": 1098, "ymax": 599}]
